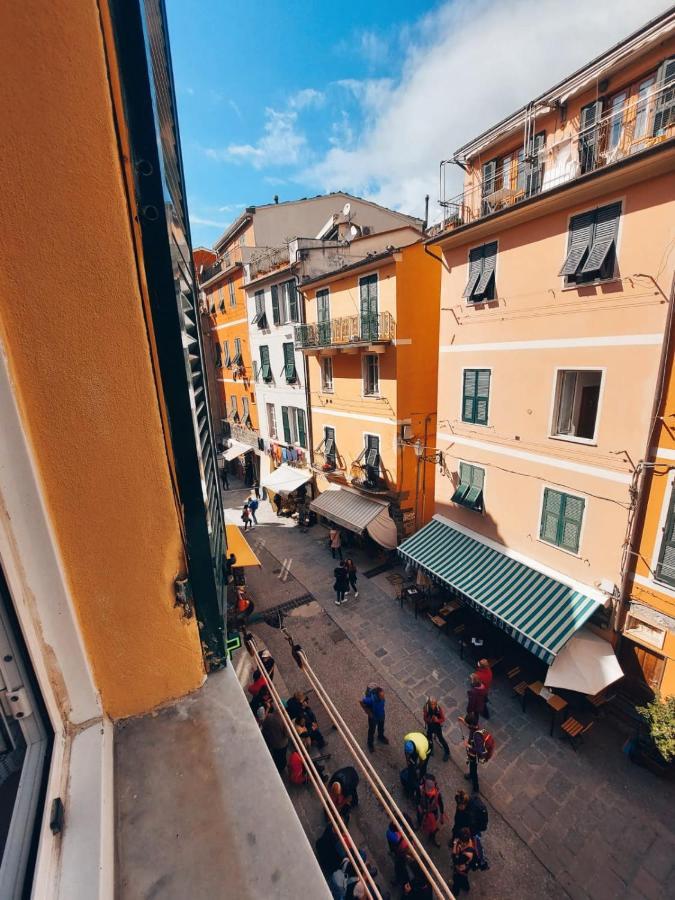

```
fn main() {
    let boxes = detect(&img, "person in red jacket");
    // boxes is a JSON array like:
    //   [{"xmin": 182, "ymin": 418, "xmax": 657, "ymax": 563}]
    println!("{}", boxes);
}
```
[
  {"xmin": 473, "ymin": 659, "xmax": 493, "ymax": 719},
  {"xmin": 423, "ymin": 697, "xmax": 450, "ymax": 761},
  {"xmin": 466, "ymin": 674, "xmax": 487, "ymax": 720}
]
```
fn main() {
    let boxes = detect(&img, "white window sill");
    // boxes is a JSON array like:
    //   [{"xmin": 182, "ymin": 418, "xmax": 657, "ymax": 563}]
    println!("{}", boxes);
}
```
[
  {"xmin": 549, "ymin": 434, "xmax": 597, "ymax": 447},
  {"xmin": 561, "ymin": 277, "xmax": 620, "ymax": 292},
  {"xmin": 537, "ymin": 537, "xmax": 582, "ymax": 559},
  {"xmin": 321, "ymin": 388, "xmax": 334, "ymax": 394}
]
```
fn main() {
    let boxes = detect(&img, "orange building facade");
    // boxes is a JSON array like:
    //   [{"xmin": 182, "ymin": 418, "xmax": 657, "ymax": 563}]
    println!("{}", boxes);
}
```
[{"xmin": 299, "ymin": 240, "xmax": 441, "ymax": 543}]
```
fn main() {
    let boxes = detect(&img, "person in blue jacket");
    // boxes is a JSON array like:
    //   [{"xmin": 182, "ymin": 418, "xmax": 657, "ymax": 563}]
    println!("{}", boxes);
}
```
[{"xmin": 361, "ymin": 686, "xmax": 389, "ymax": 752}]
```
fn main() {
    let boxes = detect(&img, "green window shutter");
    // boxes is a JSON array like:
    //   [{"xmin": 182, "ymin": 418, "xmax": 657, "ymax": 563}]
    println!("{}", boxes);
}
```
[
  {"xmin": 271, "ymin": 284, "xmax": 280, "ymax": 324},
  {"xmin": 653, "ymin": 57, "xmax": 675, "ymax": 136},
  {"xmin": 283, "ymin": 343, "xmax": 296, "ymax": 381},
  {"xmin": 540, "ymin": 488, "xmax": 562, "ymax": 544},
  {"xmin": 223, "ymin": 340, "xmax": 231, "ymax": 367},
  {"xmin": 474, "ymin": 242, "xmax": 497, "ymax": 298},
  {"xmin": 475, "ymin": 369, "xmax": 490, "ymax": 425},
  {"xmin": 296, "ymin": 408, "xmax": 307, "ymax": 448},
  {"xmin": 452, "ymin": 461, "xmax": 471, "ymax": 503},
  {"xmin": 260, "ymin": 346, "xmax": 271, "ymax": 381},
  {"xmin": 580, "ymin": 202, "xmax": 621, "ymax": 276},
  {"xmin": 287, "ymin": 281, "xmax": 299, "ymax": 322},
  {"xmin": 463, "ymin": 247, "xmax": 484, "ymax": 298},
  {"xmin": 560, "ymin": 494, "xmax": 585, "ymax": 553},
  {"xmin": 481, "ymin": 159, "xmax": 497, "ymax": 198},
  {"xmin": 526, "ymin": 131, "xmax": 546, "ymax": 195},
  {"xmin": 462, "ymin": 370, "xmax": 477, "ymax": 422},
  {"xmin": 656, "ymin": 489, "xmax": 675, "ymax": 587},
  {"xmin": 559, "ymin": 210, "xmax": 595, "ymax": 276},
  {"xmin": 360, "ymin": 275, "xmax": 378, "ymax": 340},
  {"xmin": 281, "ymin": 406, "xmax": 291, "ymax": 444}
]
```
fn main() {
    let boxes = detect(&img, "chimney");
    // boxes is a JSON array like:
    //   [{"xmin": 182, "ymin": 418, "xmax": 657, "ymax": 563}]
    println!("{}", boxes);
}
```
[
  {"xmin": 423, "ymin": 194, "xmax": 430, "ymax": 231},
  {"xmin": 274, "ymin": 194, "xmax": 279, "ymax": 204}
]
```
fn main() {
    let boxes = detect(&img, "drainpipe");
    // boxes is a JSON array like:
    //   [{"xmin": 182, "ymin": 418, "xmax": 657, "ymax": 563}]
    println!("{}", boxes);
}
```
[
  {"xmin": 420, "ymin": 414, "xmax": 432, "ymax": 526},
  {"xmin": 617, "ymin": 272, "xmax": 675, "ymax": 633},
  {"xmin": 296, "ymin": 284, "xmax": 315, "ymax": 476}
]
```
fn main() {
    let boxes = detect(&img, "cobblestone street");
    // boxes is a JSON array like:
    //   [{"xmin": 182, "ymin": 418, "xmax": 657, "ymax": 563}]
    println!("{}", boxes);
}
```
[{"xmin": 227, "ymin": 483, "xmax": 675, "ymax": 900}]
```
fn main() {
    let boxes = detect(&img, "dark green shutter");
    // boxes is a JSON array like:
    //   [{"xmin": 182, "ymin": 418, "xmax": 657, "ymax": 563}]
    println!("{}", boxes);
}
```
[
  {"xmin": 475, "ymin": 370, "xmax": 490, "ymax": 425},
  {"xmin": 579, "ymin": 101, "xmax": 602, "ymax": 172},
  {"xmin": 462, "ymin": 370, "xmax": 477, "ymax": 422},
  {"xmin": 463, "ymin": 247, "xmax": 483, "ymax": 298},
  {"xmin": 559, "ymin": 211, "xmax": 595, "ymax": 276},
  {"xmin": 656, "ymin": 489, "xmax": 675, "ymax": 587},
  {"xmin": 281, "ymin": 406, "xmax": 291, "ymax": 443},
  {"xmin": 560, "ymin": 494, "xmax": 584, "ymax": 553},
  {"xmin": 360, "ymin": 275, "xmax": 378, "ymax": 340},
  {"xmin": 653, "ymin": 57, "xmax": 675, "ymax": 135},
  {"xmin": 296, "ymin": 408, "xmax": 307, "ymax": 448},
  {"xmin": 475, "ymin": 242, "xmax": 497, "ymax": 298},
  {"xmin": 283, "ymin": 343, "xmax": 296, "ymax": 381},
  {"xmin": 452, "ymin": 462, "xmax": 471, "ymax": 503},
  {"xmin": 271, "ymin": 284, "xmax": 280, "ymax": 324},
  {"xmin": 540, "ymin": 489, "xmax": 562, "ymax": 544},
  {"xmin": 287, "ymin": 280, "xmax": 299, "ymax": 322},
  {"xmin": 581, "ymin": 202, "xmax": 621, "ymax": 275},
  {"xmin": 317, "ymin": 289, "xmax": 331, "ymax": 345},
  {"xmin": 260, "ymin": 345, "xmax": 271, "ymax": 381}
]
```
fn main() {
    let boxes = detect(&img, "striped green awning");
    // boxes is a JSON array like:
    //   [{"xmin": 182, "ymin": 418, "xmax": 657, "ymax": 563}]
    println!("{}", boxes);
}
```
[{"xmin": 398, "ymin": 517, "xmax": 601, "ymax": 663}]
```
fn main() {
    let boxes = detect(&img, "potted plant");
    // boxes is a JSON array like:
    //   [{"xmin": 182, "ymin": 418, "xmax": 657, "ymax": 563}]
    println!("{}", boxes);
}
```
[{"xmin": 628, "ymin": 694, "xmax": 675, "ymax": 776}]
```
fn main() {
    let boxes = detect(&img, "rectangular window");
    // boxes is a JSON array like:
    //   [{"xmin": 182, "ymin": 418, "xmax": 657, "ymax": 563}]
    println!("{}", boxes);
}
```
[
  {"xmin": 579, "ymin": 100, "xmax": 603, "ymax": 173},
  {"xmin": 281, "ymin": 405, "xmax": 291, "ymax": 444},
  {"xmin": 656, "ymin": 486, "xmax": 675, "ymax": 588},
  {"xmin": 259, "ymin": 345, "xmax": 272, "ymax": 382},
  {"xmin": 552, "ymin": 370, "xmax": 602, "ymax": 441},
  {"xmin": 634, "ymin": 75, "xmax": 656, "ymax": 139},
  {"xmin": 267, "ymin": 403, "xmax": 277, "ymax": 439},
  {"xmin": 363, "ymin": 354, "xmax": 379, "ymax": 396},
  {"xmin": 233, "ymin": 337, "xmax": 242, "ymax": 365},
  {"xmin": 278, "ymin": 280, "xmax": 299, "ymax": 323},
  {"xmin": 481, "ymin": 158, "xmax": 497, "ymax": 214},
  {"xmin": 228, "ymin": 281, "xmax": 236, "ymax": 306},
  {"xmin": 271, "ymin": 284, "xmax": 281, "ymax": 325},
  {"xmin": 214, "ymin": 341, "xmax": 222, "ymax": 368},
  {"xmin": 653, "ymin": 57, "xmax": 675, "ymax": 136},
  {"xmin": 364, "ymin": 434, "xmax": 380, "ymax": 479},
  {"xmin": 540, "ymin": 488, "xmax": 585, "ymax": 553},
  {"xmin": 219, "ymin": 288, "xmax": 226, "ymax": 312},
  {"xmin": 625, "ymin": 614, "xmax": 667, "ymax": 650},
  {"xmin": 559, "ymin": 202, "xmax": 621, "ymax": 285},
  {"xmin": 251, "ymin": 290, "xmax": 267, "ymax": 327},
  {"xmin": 296, "ymin": 408, "xmax": 307, "ymax": 449},
  {"xmin": 321, "ymin": 356, "xmax": 334, "ymax": 392},
  {"xmin": 242, "ymin": 396, "xmax": 250, "ymax": 424},
  {"xmin": 280, "ymin": 406, "xmax": 305, "ymax": 446},
  {"xmin": 323, "ymin": 426, "xmax": 336, "ymax": 464},
  {"xmin": 283, "ymin": 342, "xmax": 297, "ymax": 382},
  {"xmin": 317, "ymin": 289, "xmax": 331, "ymax": 345},
  {"xmin": 451, "ymin": 462, "xmax": 484, "ymax": 511},
  {"xmin": 462, "ymin": 369, "xmax": 490, "ymax": 425},
  {"xmin": 230, "ymin": 395, "xmax": 239, "ymax": 421},
  {"xmin": 608, "ymin": 91, "xmax": 627, "ymax": 150},
  {"xmin": 360, "ymin": 274, "xmax": 379, "ymax": 341},
  {"xmin": 223, "ymin": 340, "xmax": 231, "ymax": 367},
  {"xmin": 463, "ymin": 241, "xmax": 497, "ymax": 302}
]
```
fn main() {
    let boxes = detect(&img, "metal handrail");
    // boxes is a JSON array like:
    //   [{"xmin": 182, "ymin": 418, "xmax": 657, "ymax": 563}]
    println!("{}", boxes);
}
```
[{"xmin": 295, "ymin": 311, "xmax": 395, "ymax": 350}]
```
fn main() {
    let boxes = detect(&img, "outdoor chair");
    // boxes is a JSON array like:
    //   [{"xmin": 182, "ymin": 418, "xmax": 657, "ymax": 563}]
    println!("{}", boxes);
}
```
[
  {"xmin": 586, "ymin": 690, "xmax": 617, "ymax": 717},
  {"xmin": 560, "ymin": 716, "xmax": 594, "ymax": 750}
]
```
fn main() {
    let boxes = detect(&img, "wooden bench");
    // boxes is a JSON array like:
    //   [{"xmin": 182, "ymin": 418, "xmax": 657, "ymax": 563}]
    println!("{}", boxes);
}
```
[
  {"xmin": 560, "ymin": 716, "xmax": 594, "ymax": 750},
  {"xmin": 427, "ymin": 613, "xmax": 448, "ymax": 637},
  {"xmin": 512, "ymin": 680, "xmax": 529, "ymax": 709}
]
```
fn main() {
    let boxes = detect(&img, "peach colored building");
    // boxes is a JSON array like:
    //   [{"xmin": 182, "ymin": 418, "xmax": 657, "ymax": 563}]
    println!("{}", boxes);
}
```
[
  {"xmin": 401, "ymin": 12, "xmax": 675, "ymax": 688},
  {"xmin": 298, "ymin": 239, "xmax": 441, "ymax": 546}
]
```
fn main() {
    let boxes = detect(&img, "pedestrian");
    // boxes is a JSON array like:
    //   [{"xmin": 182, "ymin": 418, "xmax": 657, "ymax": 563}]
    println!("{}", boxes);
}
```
[
  {"xmin": 417, "ymin": 773, "xmax": 445, "ymax": 847},
  {"xmin": 261, "ymin": 706, "xmax": 288, "ymax": 773},
  {"xmin": 247, "ymin": 494, "xmax": 259, "ymax": 525},
  {"xmin": 241, "ymin": 503, "xmax": 252, "ymax": 531},
  {"xmin": 466, "ymin": 673, "xmax": 487, "ymax": 720},
  {"xmin": 423, "ymin": 697, "xmax": 450, "ymax": 761},
  {"xmin": 287, "ymin": 691, "xmax": 326, "ymax": 749},
  {"xmin": 253, "ymin": 479, "xmax": 260, "ymax": 500},
  {"xmin": 328, "ymin": 766, "xmax": 360, "ymax": 818},
  {"xmin": 361, "ymin": 685, "xmax": 388, "ymax": 752},
  {"xmin": 474, "ymin": 659, "xmax": 493, "ymax": 719},
  {"xmin": 288, "ymin": 748, "xmax": 308, "ymax": 785},
  {"xmin": 452, "ymin": 790, "xmax": 472, "ymax": 839},
  {"xmin": 344, "ymin": 558, "xmax": 359, "ymax": 598},
  {"xmin": 467, "ymin": 792, "xmax": 490, "ymax": 870},
  {"xmin": 386, "ymin": 821, "xmax": 411, "ymax": 887},
  {"xmin": 316, "ymin": 823, "xmax": 343, "ymax": 877},
  {"xmin": 334, "ymin": 561, "xmax": 350, "ymax": 606},
  {"xmin": 233, "ymin": 586, "xmax": 255, "ymax": 625},
  {"xmin": 458, "ymin": 711, "xmax": 494, "ymax": 793},
  {"xmin": 451, "ymin": 828, "xmax": 476, "ymax": 895},
  {"xmin": 329, "ymin": 527, "xmax": 343, "ymax": 560},
  {"xmin": 403, "ymin": 731, "xmax": 432, "ymax": 788},
  {"xmin": 220, "ymin": 466, "xmax": 230, "ymax": 490},
  {"xmin": 274, "ymin": 492, "xmax": 283, "ymax": 516},
  {"xmin": 259, "ymin": 649, "xmax": 275, "ymax": 680}
]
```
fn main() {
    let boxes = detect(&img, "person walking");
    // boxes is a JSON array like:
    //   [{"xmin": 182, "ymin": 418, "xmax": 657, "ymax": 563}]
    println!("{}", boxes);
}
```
[
  {"xmin": 334, "ymin": 561, "xmax": 349, "ymax": 606},
  {"xmin": 241, "ymin": 503, "xmax": 253, "ymax": 531},
  {"xmin": 458, "ymin": 711, "xmax": 494, "ymax": 793},
  {"xmin": 466, "ymin": 673, "xmax": 487, "ymax": 720},
  {"xmin": 274, "ymin": 492, "xmax": 283, "ymax": 516},
  {"xmin": 361, "ymin": 686, "xmax": 388, "ymax": 752},
  {"xmin": 451, "ymin": 828, "xmax": 476, "ymax": 895},
  {"xmin": 403, "ymin": 731, "xmax": 432, "ymax": 785},
  {"xmin": 474, "ymin": 659, "xmax": 493, "ymax": 719},
  {"xmin": 452, "ymin": 790, "xmax": 472, "ymax": 839},
  {"xmin": 253, "ymin": 479, "xmax": 260, "ymax": 500},
  {"xmin": 344, "ymin": 558, "xmax": 359, "ymax": 598},
  {"xmin": 467, "ymin": 792, "xmax": 490, "ymax": 870},
  {"xmin": 329, "ymin": 527, "xmax": 343, "ymax": 560},
  {"xmin": 247, "ymin": 494, "xmax": 259, "ymax": 525},
  {"xmin": 220, "ymin": 466, "xmax": 230, "ymax": 490},
  {"xmin": 417, "ymin": 773, "xmax": 445, "ymax": 847},
  {"xmin": 261, "ymin": 706, "xmax": 288, "ymax": 774},
  {"xmin": 423, "ymin": 697, "xmax": 450, "ymax": 761}
]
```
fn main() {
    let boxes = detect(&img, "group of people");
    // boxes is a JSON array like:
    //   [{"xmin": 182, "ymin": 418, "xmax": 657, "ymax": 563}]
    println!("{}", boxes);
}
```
[
  {"xmin": 240, "ymin": 492, "xmax": 260, "ymax": 531},
  {"xmin": 333, "ymin": 557, "xmax": 359, "ymax": 605}
]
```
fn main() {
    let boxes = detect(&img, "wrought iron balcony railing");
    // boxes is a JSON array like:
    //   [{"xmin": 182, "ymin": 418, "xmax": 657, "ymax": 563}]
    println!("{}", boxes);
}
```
[
  {"xmin": 440, "ymin": 79, "xmax": 674, "ymax": 229},
  {"xmin": 294, "ymin": 311, "xmax": 395, "ymax": 350},
  {"xmin": 199, "ymin": 245, "xmax": 244, "ymax": 284}
]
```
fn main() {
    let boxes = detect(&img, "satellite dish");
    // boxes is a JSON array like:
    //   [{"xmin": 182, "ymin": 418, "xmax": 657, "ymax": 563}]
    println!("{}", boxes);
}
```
[
  {"xmin": 342, "ymin": 202, "xmax": 351, "ymax": 217},
  {"xmin": 350, "ymin": 224, "xmax": 359, "ymax": 237}
]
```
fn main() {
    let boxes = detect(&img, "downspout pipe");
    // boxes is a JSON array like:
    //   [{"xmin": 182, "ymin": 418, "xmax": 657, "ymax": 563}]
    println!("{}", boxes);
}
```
[{"xmin": 296, "ymin": 282, "xmax": 315, "ymax": 473}]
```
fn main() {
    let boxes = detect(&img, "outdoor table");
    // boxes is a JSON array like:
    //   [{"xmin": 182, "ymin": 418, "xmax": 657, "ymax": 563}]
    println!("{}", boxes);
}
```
[
  {"xmin": 525, "ymin": 681, "xmax": 569, "ymax": 734},
  {"xmin": 400, "ymin": 585, "xmax": 423, "ymax": 619},
  {"xmin": 438, "ymin": 600, "xmax": 461, "ymax": 618}
]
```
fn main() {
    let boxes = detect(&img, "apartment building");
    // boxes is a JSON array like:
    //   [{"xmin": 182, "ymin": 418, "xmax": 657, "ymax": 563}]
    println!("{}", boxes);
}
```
[
  {"xmin": 296, "ymin": 238, "xmax": 441, "ymax": 547},
  {"xmin": 0, "ymin": 2, "xmax": 328, "ymax": 896},
  {"xmin": 244, "ymin": 200, "xmax": 424, "ymax": 492},
  {"xmin": 401, "ymin": 11, "xmax": 675, "ymax": 688}
]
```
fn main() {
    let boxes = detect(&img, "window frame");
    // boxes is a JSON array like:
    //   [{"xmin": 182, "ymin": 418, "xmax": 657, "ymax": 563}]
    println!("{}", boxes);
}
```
[
  {"xmin": 361, "ymin": 432, "xmax": 381, "ymax": 478},
  {"xmin": 259, "ymin": 345, "xmax": 272, "ymax": 383},
  {"xmin": 321, "ymin": 355, "xmax": 334, "ymax": 393},
  {"xmin": 251, "ymin": 290, "xmax": 267, "ymax": 328},
  {"xmin": 451, "ymin": 460, "xmax": 485, "ymax": 512},
  {"xmin": 228, "ymin": 280, "xmax": 236, "ymax": 307},
  {"xmin": 359, "ymin": 273, "xmax": 379, "ymax": 341},
  {"xmin": 283, "ymin": 342, "xmax": 297, "ymax": 383},
  {"xmin": 323, "ymin": 425, "xmax": 337, "ymax": 465},
  {"xmin": 624, "ymin": 613, "xmax": 667, "ymax": 650},
  {"xmin": 560, "ymin": 200, "xmax": 623, "ymax": 288},
  {"xmin": 538, "ymin": 486, "xmax": 586, "ymax": 556},
  {"xmin": 653, "ymin": 473, "xmax": 675, "ymax": 590},
  {"xmin": 229, "ymin": 395, "xmax": 239, "ymax": 421},
  {"xmin": 362, "ymin": 353, "xmax": 380, "ymax": 397},
  {"xmin": 463, "ymin": 240, "xmax": 498, "ymax": 303},
  {"xmin": 316, "ymin": 289, "xmax": 331, "ymax": 346},
  {"xmin": 223, "ymin": 339, "xmax": 231, "ymax": 368},
  {"xmin": 548, "ymin": 367, "xmax": 605, "ymax": 446},
  {"xmin": 460, "ymin": 367, "xmax": 491, "ymax": 426},
  {"xmin": 241, "ymin": 396, "xmax": 251, "ymax": 426},
  {"xmin": 266, "ymin": 402, "xmax": 277, "ymax": 439}
]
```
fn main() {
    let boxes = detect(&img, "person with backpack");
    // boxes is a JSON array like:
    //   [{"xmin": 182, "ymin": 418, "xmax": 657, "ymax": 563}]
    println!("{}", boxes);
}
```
[
  {"xmin": 467, "ymin": 792, "xmax": 490, "ymax": 871},
  {"xmin": 458, "ymin": 711, "xmax": 494, "ymax": 793},
  {"xmin": 423, "ymin": 697, "xmax": 450, "ymax": 761},
  {"xmin": 417, "ymin": 773, "xmax": 445, "ymax": 847},
  {"xmin": 328, "ymin": 766, "xmax": 360, "ymax": 818},
  {"xmin": 334, "ymin": 561, "xmax": 350, "ymax": 606},
  {"xmin": 241, "ymin": 502, "xmax": 252, "ymax": 531},
  {"xmin": 247, "ymin": 494, "xmax": 259, "ymax": 525},
  {"xmin": 403, "ymin": 731, "xmax": 432, "ymax": 787},
  {"xmin": 361, "ymin": 685, "xmax": 388, "ymax": 752},
  {"xmin": 451, "ymin": 828, "xmax": 476, "ymax": 895},
  {"xmin": 344, "ymin": 558, "xmax": 359, "ymax": 598},
  {"xmin": 474, "ymin": 659, "xmax": 493, "ymax": 720}
]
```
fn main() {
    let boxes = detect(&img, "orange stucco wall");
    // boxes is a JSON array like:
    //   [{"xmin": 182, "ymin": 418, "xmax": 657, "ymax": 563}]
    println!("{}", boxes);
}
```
[{"xmin": 0, "ymin": 1, "xmax": 205, "ymax": 718}]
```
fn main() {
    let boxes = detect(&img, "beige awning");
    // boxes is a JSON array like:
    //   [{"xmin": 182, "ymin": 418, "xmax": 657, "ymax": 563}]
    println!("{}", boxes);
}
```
[
  {"xmin": 222, "ymin": 441, "xmax": 252, "ymax": 462},
  {"xmin": 310, "ymin": 488, "xmax": 395, "ymax": 548},
  {"xmin": 544, "ymin": 628, "xmax": 624, "ymax": 695},
  {"xmin": 261, "ymin": 464, "xmax": 312, "ymax": 495}
]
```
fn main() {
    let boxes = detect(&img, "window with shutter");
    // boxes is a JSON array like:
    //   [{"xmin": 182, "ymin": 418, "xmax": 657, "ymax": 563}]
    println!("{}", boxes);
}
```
[
  {"xmin": 364, "ymin": 434, "xmax": 380, "ymax": 471},
  {"xmin": 271, "ymin": 284, "xmax": 281, "ymax": 325},
  {"xmin": 230, "ymin": 395, "xmax": 239, "ymax": 421},
  {"xmin": 652, "ymin": 57, "xmax": 675, "ymax": 136},
  {"xmin": 452, "ymin": 462, "xmax": 484, "ymax": 511},
  {"xmin": 559, "ymin": 211, "xmax": 595, "ymax": 276},
  {"xmin": 259, "ymin": 345, "xmax": 272, "ymax": 382},
  {"xmin": 462, "ymin": 369, "xmax": 490, "ymax": 425},
  {"xmin": 463, "ymin": 247, "xmax": 483, "ymax": 298},
  {"xmin": 214, "ymin": 342, "xmax": 222, "ymax": 368},
  {"xmin": 579, "ymin": 100, "xmax": 603, "ymax": 173},
  {"xmin": 539, "ymin": 488, "xmax": 585, "ymax": 553},
  {"xmin": 552, "ymin": 369, "xmax": 602, "ymax": 441},
  {"xmin": 481, "ymin": 158, "xmax": 497, "ymax": 214},
  {"xmin": 283, "ymin": 342, "xmax": 297, "ymax": 382},
  {"xmin": 359, "ymin": 275, "xmax": 378, "ymax": 341},
  {"xmin": 223, "ymin": 340, "xmax": 231, "ymax": 368},
  {"xmin": 560, "ymin": 202, "xmax": 620, "ymax": 283},
  {"xmin": 363, "ymin": 354, "xmax": 380, "ymax": 396},
  {"xmin": 526, "ymin": 131, "xmax": 546, "ymax": 196},
  {"xmin": 463, "ymin": 242, "xmax": 497, "ymax": 301},
  {"xmin": 281, "ymin": 406, "xmax": 291, "ymax": 444},
  {"xmin": 242, "ymin": 397, "xmax": 250, "ymax": 424},
  {"xmin": 296, "ymin": 408, "xmax": 307, "ymax": 448},
  {"xmin": 251, "ymin": 290, "xmax": 267, "ymax": 327},
  {"xmin": 266, "ymin": 403, "xmax": 277, "ymax": 439},
  {"xmin": 233, "ymin": 337, "xmax": 242, "ymax": 365},
  {"xmin": 321, "ymin": 356, "xmax": 333, "ymax": 392},
  {"xmin": 317, "ymin": 289, "xmax": 331, "ymax": 345},
  {"xmin": 656, "ymin": 487, "xmax": 675, "ymax": 588},
  {"xmin": 324, "ymin": 427, "xmax": 336, "ymax": 463},
  {"xmin": 286, "ymin": 280, "xmax": 299, "ymax": 322}
]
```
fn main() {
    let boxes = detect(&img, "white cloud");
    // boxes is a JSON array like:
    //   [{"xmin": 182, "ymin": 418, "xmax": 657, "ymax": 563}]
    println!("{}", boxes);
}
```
[
  {"xmin": 228, "ymin": 99, "xmax": 242, "ymax": 118},
  {"xmin": 309, "ymin": 0, "xmax": 671, "ymax": 220},
  {"xmin": 289, "ymin": 88, "xmax": 325, "ymax": 109},
  {"xmin": 358, "ymin": 29, "xmax": 389, "ymax": 65},
  {"xmin": 204, "ymin": 107, "xmax": 306, "ymax": 169},
  {"xmin": 190, "ymin": 215, "xmax": 227, "ymax": 228}
]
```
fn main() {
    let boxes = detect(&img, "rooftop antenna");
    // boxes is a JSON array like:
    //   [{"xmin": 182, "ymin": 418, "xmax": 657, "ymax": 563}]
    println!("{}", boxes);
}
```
[
  {"xmin": 274, "ymin": 194, "xmax": 279, "ymax": 204},
  {"xmin": 423, "ymin": 194, "xmax": 430, "ymax": 231}
]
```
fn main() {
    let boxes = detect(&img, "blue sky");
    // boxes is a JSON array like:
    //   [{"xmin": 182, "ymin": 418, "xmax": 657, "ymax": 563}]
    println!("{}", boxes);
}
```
[{"xmin": 166, "ymin": 0, "xmax": 670, "ymax": 248}]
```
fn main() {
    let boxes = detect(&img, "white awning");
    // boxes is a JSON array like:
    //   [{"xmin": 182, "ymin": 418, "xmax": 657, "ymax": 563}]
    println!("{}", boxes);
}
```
[
  {"xmin": 261, "ymin": 464, "xmax": 312, "ymax": 495},
  {"xmin": 310, "ymin": 488, "xmax": 395, "ymax": 548},
  {"xmin": 366, "ymin": 509, "xmax": 398, "ymax": 550},
  {"xmin": 544, "ymin": 628, "xmax": 624, "ymax": 696},
  {"xmin": 222, "ymin": 441, "xmax": 253, "ymax": 462}
]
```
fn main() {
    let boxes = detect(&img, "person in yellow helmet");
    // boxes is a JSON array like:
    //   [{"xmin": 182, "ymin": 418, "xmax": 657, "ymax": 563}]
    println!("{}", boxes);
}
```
[{"xmin": 403, "ymin": 731, "xmax": 432, "ymax": 801}]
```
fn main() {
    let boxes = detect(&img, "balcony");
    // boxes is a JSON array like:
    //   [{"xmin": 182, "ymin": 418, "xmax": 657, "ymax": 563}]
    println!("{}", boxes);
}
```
[
  {"xmin": 294, "ymin": 311, "xmax": 395, "ymax": 351},
  {"xmin": 199, "ymin": 245, "xmax": 244, "ymax": 284},
  {"xmin": 246, "ymin": 246, "xmax": 290, "ymax": 283},
  {"xmin": 440, "ymin": 79, "xmax": 675, "ymax": 229}
]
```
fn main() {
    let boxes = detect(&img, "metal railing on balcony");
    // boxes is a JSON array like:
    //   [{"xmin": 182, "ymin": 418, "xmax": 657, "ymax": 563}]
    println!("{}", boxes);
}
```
[
  {"xmin": 440, "ymin": 79, "xmax": 674, "ymax": 228},
  {"xmin": 295, "ymin": 311, "xmax": 395, "ymax": 350},
  {"xmin": 200, "ymin": 245, "xmax": 244, "ymax": 284},
  {"xmin": 246, "ymin": 246, "xmax": 290, "ymax": 282}
]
